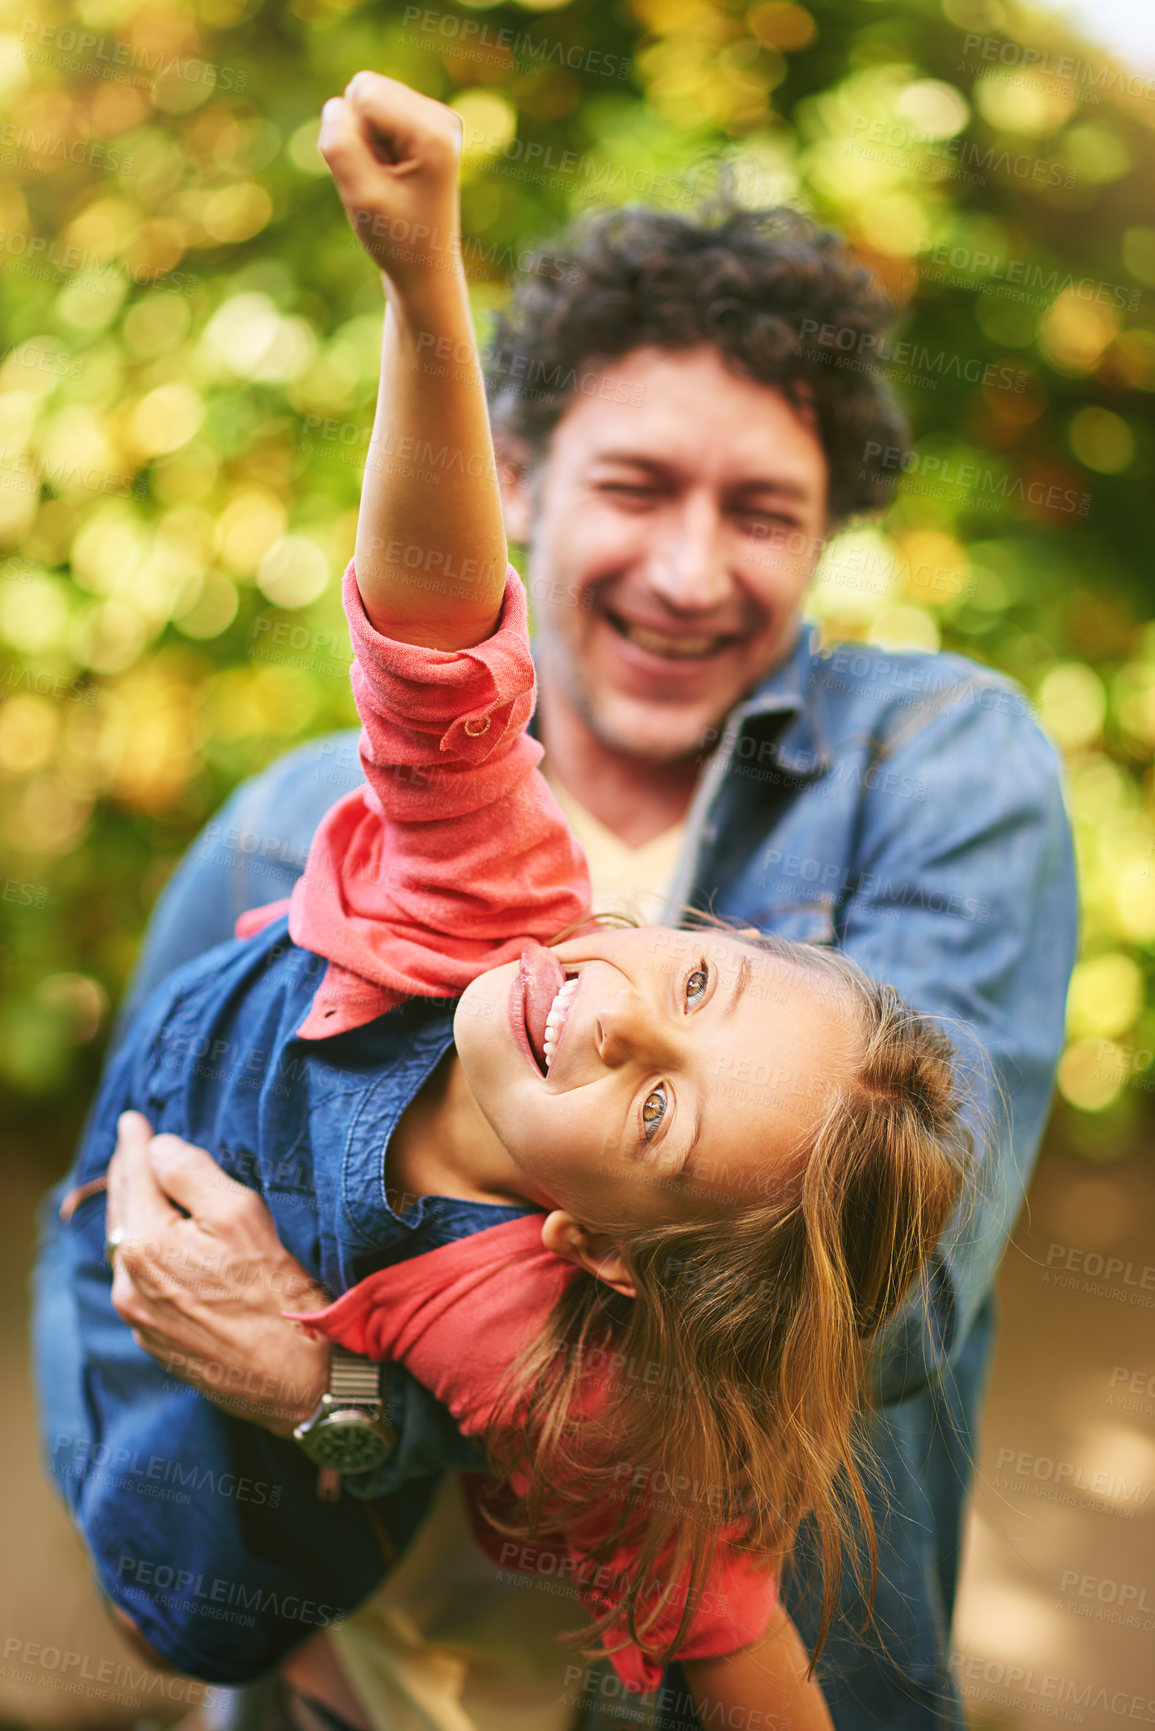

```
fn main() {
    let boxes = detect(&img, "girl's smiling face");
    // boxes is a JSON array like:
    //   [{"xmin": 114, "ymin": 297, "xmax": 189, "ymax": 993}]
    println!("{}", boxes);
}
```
[{"xmin": 453, "ymin": 927, "xmax": 858, "ymax": 1233}]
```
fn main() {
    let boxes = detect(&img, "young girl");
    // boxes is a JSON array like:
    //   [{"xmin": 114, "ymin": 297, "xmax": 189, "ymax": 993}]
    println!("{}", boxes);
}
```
[{"xmin": 42, "ymin": 70, "xmax": 969, "ymax": 1723}]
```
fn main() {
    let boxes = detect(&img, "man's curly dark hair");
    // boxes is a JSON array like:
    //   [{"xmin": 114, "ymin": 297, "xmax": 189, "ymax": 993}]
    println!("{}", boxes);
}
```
[{"xmin": 484, "ymin": 201, "xmax": 910, "ymax": 527}]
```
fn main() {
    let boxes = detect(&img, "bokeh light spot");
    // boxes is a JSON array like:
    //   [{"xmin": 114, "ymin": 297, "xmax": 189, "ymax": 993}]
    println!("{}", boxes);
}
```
[
  {"xmin": 256, "ymin": 535, "xmax": 329, "ymax": 608},
  {"xmin": 54, "ymin": 269, "xmax": 129, "ymax": 333},
  {"xmin": 1037, "ymin": 662, "xmax": 1106, "ymax": 749},
  {"xmin": 1068, "ymin": 406, "xmax": 1134, "ymax": 475},
  {"xmin": 216, "ymin": 488, "xmax": 287, "ymax": 576},
  {"xmin": 128, "ymin": 383, "xmax": 205, "ymax": 457},
  {"xmin": 895, "ymin": 79, "xmax": 969, "ymax": 140},
  {"xmin": 747, "ymin": 3, "xmax": 816, "ymax": 51},
  {"xmin": 288, "ymin": 117, "xmax": 328, "ymax": 176},
  {"xmin": 452, "ymin": 90, "xmax": 517, "ymax": 163},
  {"xmin": 1039, "ymin": 291, "xmax": 1120, "ymax": 374},
  {"xmin": 36, "ymin": 973, "xmax": 107, "ymax": 1045},
  {"xmin": 1122, "ymin": 227, "xmax": 1155, "ymax": 287},
  {"xmin": 123, "ymin": 293, "xmax": 192, "ymax": 358},
  {"xmin": 1066, "ymin": 953, "xmax": 1143, "ymax": 1041},
  {"xmin": 1063, "ymin": 124, "xmax": 1132, "ymax": 186},
  {"xmin": 174, "ymin": 572, "xmax": 239, "ymax": 639},
  {"xmin": 867, "ymin": 605, "xmax": 941, "ymax": 653},
  {"xmin": 1057, "ymin": 1039, "xmax": 1126, "ymax": 1112},
  {"xmin": 972, "ymin": 70, "xmax": 1075, "ymax": 136},
  {"xmin": 202, "ymin": 182, "xmax": 274, "ymax": 244}
]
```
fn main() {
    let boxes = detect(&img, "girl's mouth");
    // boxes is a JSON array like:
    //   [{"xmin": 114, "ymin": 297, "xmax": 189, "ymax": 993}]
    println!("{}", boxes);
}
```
[
  {"xmin": 519, "ymin": 943, "xmax": 576, "ymax": 1075},
  {"xmin": 542, "ymin": 977, "xmax": 578, "ymax": 1069}
]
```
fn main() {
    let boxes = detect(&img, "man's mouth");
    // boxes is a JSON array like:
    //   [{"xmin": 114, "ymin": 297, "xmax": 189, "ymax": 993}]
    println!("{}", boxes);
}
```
[{"xmin": 604, "ymin": 610, "xmax": 735, "ymax": 661}]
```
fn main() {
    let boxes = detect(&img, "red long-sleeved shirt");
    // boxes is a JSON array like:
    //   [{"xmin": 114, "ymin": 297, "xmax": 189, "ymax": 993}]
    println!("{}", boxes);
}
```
[
  {"xmin": 239, "ymin": 561, "xmax": 590, "ymax": 1037},
  {"xmin": 291, "ymin": 1216, "xmax": 778, "ymax": 1693},
  {"xmin": 266, "ymin": 559, "xmax": 778, "ymax": 1691}
]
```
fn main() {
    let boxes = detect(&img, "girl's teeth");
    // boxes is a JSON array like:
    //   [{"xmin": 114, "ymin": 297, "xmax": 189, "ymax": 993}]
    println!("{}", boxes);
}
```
[{"xmin": 542, "ymin": 977, "xmax": 577, "ymax": 1070}]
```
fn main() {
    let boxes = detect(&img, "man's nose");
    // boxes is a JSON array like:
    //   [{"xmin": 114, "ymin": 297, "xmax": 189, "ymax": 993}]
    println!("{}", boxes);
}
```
[{"xmin": 639, "ymin": 495, "xmax": 731, "ymax": 613}]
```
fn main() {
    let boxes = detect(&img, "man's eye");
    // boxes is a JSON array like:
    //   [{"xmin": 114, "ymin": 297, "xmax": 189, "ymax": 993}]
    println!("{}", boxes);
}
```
[
  {"xmin": 741, "ymin": 512, "xmax": 799, "ymax": 535},
  {"xmin": 685, "ymin": 964, "xmax": 708, "ymax": 1007},
  {"xmin": 642, "ymin": 1084, "xmax": 668, "ymax": 1140}
]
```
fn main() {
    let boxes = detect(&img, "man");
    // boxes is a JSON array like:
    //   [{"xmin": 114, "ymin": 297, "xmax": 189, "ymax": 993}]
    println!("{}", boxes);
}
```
[{"xmin": 35, "ymin": 199, "xmax": 1077, "ymax": 1731}]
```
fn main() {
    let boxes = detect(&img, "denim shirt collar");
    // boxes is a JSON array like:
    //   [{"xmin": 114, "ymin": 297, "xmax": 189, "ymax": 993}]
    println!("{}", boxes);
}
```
[
  {"xmin": 527, "ymin": 619, "xmax": 829, "ymax": 916},
  {"xmin": 659, "ymin": 620, "xmax": 828, "ymax": 910},
  {"xmin": 727, "ymin": 617, "xmax": 831, "ymax": 779}
]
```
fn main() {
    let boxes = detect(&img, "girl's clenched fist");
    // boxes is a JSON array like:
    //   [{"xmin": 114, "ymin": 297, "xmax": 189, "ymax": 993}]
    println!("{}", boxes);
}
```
[{"xmin": 318, "ymin": 70, "xmax": 464, "ymax": 298}]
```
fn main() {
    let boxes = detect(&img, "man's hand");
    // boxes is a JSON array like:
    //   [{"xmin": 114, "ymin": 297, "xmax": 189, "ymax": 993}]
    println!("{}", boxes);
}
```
[
  {"xmin": 106, "ymin": 1111, "xmax": 331, "ymax": 1437},
  {"xmin": 319, "ymin": 70, "xmax": 463, "ymax": 299}
]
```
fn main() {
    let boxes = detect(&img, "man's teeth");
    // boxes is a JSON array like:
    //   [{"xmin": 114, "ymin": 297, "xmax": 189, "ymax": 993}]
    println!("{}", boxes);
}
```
[
  {"xmin": 542, "ymin": 977, "xmax": 578, "ymax": 1071},
  {"xmin": 617, "ymin": 619, "xmax": 729, "ymax": 660}
]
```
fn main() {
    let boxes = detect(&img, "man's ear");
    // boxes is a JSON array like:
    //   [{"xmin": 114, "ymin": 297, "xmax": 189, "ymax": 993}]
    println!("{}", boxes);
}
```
[
  {"xmin": 495, "ymin": 432, "xmax": 534, "ymax": 545},
  {"xmin": 541, "ymin": 1211, "xmax": 636, "ymax": 1300}
]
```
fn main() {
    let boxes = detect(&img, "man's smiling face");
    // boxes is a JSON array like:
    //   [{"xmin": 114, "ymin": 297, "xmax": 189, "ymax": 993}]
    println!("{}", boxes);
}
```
[{"xmin": 502, "ymin": 344, "xmax": 830, "ymax": 765}]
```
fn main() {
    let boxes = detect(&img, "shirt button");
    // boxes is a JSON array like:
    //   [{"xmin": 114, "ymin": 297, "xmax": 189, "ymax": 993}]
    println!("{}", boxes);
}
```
[{"xmin": 463, "ymin": 715, "xmax": 491, "ymax": 736}]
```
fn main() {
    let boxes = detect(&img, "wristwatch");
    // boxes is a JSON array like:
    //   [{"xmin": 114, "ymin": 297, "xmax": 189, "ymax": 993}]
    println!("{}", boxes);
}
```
[{"xmin": 293, "ymin": 1346, "xmax": 397, "ymax": 1477}]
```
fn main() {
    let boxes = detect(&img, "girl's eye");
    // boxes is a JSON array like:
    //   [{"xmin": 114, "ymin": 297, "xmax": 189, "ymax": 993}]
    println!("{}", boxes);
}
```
[
  {"xmin": 642, "ymin": 1084, "xmax": 668, "ymax": 1140},
  {"xmin": 685, "ymin": 964, "xmax": 708, "ymax": 1007}
]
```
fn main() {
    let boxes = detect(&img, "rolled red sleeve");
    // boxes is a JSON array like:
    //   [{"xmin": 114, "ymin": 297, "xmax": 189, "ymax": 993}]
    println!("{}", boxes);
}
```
[
  {"xmin": 288, "ymin": 1220, "xmax": 778, "ymax": 1694},
  {"xmin": 277, "ymin": 560, "xmax": 590, "ymax": 1038}
]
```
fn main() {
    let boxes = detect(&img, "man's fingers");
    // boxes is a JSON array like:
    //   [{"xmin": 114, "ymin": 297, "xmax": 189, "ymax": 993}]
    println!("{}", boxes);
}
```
[
  {"xmin": 111, "ymin": 1255, "xmax": 187, "ymax": 1330},
  {"xmin": 115, "ymin": 1109, "xmax": 153, "ymax": 1152},
  {"xmin": 111, "ymin": 1235, "xmax": 191, "ymax": 1310},
  {"xmin": 107, "ymin": 1111, "xmax": 182, "ymax": 1242},
  {"xmin": 146, "ymin": 1133, "xmax": 256, "ymax": 1229},
  {"xmin": 131, "ymin": 1318, "xmax": 216, "ymax": 1372}
]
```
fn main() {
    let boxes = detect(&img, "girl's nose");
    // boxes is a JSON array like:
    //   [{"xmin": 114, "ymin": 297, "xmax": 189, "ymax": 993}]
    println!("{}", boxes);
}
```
[{"xmin": 595, "ymin": 988, "xmax": 670, "ymax": 1069}]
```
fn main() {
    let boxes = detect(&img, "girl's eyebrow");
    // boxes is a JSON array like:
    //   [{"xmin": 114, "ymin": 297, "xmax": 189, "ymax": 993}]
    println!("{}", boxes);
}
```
[
  {"xmin": 722, "ymin": 954, "xmax": 753, "ymax": 1020},
  {"xmin": 685, "ymin": 1095, "xmax": 705, "ymax": 1172},
  {"xmin": 681, "ymin": 956, "xmax": 748, "ymax": 1172},
  {"xmin": 674, "ymin": 954, "xmax": 750, "ymax": 1173}
]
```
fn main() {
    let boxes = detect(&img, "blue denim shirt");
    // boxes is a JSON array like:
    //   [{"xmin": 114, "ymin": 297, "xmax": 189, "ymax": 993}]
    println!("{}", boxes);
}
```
[
  {"xmin": 34, "ymin": 623, "xmax": 1077, "ymax": 1724},
  {"xmin": 34, "ymin": 916, "xmax": 537, "ymax": 1680}
]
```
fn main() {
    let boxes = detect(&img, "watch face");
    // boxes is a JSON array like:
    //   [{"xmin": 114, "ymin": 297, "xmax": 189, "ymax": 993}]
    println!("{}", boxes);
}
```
[{"xmin": 304, "ymin": 1408, "xmax": 394, "ymax": 1472}]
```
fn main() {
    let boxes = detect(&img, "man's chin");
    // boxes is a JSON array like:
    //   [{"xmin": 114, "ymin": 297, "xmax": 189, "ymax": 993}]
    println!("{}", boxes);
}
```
[{"xmin": 583, "ymin": 695, "xmax": 725, "ymax": 767}]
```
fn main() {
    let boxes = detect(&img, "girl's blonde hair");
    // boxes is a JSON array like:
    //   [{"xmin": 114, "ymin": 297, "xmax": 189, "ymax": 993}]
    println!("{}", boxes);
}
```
[{"xmin": 484, "ymin": 929, "xmax": 973, "ymax": 1672}]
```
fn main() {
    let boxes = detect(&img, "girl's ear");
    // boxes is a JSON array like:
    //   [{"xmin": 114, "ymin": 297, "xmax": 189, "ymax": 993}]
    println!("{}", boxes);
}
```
[{"xmin": 541, "ymin": 1211, "xmax": 636, "ymax": 1300}]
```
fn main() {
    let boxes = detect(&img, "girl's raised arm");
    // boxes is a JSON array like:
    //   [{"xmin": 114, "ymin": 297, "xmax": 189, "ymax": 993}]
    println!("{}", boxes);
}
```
[{"xmin": 318, "ymin": 72, "xmax": 507, "ymax": 651}]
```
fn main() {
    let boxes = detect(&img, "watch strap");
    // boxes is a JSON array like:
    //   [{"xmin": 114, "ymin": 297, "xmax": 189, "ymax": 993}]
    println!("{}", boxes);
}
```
[{"xmin": 328, "ymin": 1345, "xmax": 382, "ymax": 1405}]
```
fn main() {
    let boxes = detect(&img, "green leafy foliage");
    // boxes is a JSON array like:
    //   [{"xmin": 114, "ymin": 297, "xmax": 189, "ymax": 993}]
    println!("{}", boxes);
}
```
[{"xmin": 1, "ymin": 0, "xmax": 1151, "ymax": 1155}]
